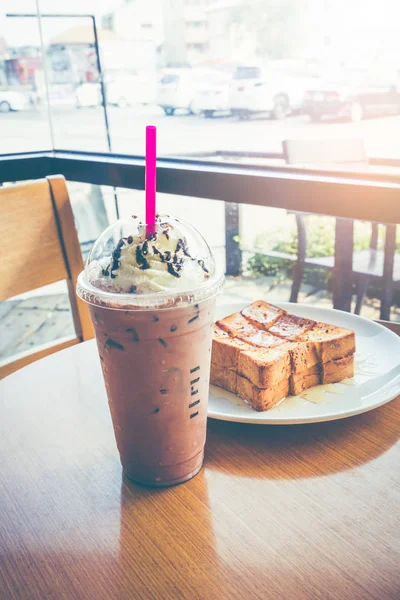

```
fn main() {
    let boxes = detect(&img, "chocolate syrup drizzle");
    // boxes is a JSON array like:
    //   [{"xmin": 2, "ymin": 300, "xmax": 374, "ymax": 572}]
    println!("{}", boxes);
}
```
[{"xmin": 102, "ymin": 218, "xmax": 210, "ymax": 282}]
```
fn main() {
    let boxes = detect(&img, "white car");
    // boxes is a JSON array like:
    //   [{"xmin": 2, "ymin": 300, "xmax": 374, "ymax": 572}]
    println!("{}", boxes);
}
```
[
  {"xmin": 229, "ymin": 65, "xmax": 292, "ymax": 120},
  {"xmin": 229, "ymin": 64, "xmax": 315, "ymax": 120},
  {"xmin": 107, "ymin": 74, "xmax": 157, "ymax": 108},
  {"xmin": 75, "ymin": 83, "xmax": 102, "ymax": 108},
  {"xmin": 191, "ymin": 77, "xmax": 232, "ymax": 118},
  {"xmin": 157, "ymin": 68, "xmax": 229, "ymax": 116},
  {"xmin": 0, "ymin": 91, "xmax": 30, "ymax": 113}
]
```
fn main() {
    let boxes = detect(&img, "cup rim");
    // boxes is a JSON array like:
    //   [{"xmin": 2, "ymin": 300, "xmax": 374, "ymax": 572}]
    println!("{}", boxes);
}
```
[{"xmin": 76, "ymin": 268, "xmax": 225, "ymax": 311}]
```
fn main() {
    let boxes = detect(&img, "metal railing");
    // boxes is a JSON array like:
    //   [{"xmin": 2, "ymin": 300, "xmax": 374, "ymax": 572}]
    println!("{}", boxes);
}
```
[
  {"xmin": 1, "ymin": 148, "xmax": 399, "ymax": 318},
  {"xmin": 1, "ymin": 149, "xmax": 400, "ymax": 223}
]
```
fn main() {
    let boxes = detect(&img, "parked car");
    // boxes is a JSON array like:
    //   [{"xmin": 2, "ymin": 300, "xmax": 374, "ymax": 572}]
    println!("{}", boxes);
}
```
[
  {"xmin": 303, "ymin": 71, "xmax": 400, "ymax": 122},
  {"xmin": 229, "ymin": 62, "xmax": 320, "ymax": 120},
  {"xmin": 0, "ymin": 91, "xmax": 30, "ymax": 112},
  {"xmin": 229, "ymin": 65, "xmax": 300, "ymax": 120},
  {"xmin": 107, "ymin": 73, "xmax": 157, "ymax": 108},
  {"xmin": 190, "ymin": 75, "xmax": 232, "ymax": 117},
  {"xmin": 75, "ymin": 83, "xmax": 102, "ymax": 108},
  {"xmin": 157, "ymin": 68, "xmax": 229, "ymax": 116}
]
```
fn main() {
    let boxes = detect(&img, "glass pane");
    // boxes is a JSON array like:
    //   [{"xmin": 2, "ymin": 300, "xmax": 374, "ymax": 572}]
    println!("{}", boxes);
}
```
[
  {"xmin": 0, "ymin": 280, "xmax": 75, "ymax": 364},
  {"xmin": 2, "ymin": 182, "xmax": 398, "ymax": 369},
  {"xmin": 0, "ymin": 1, "xmax": 52, "ymax": 153},
  {"xmin": 3, "ymin": 0, "xmax": 400, "ymax": 171},
  {"xmin": 26, "ymin": 0, "xmax": 397, "ymax": 173},
  {"xmin": 239, "ymin": 203, "xmax": 400, "ymax": 322},
  {"xmin": 36, "ymin": 8, "xmax": 110, "ymax": 152}
]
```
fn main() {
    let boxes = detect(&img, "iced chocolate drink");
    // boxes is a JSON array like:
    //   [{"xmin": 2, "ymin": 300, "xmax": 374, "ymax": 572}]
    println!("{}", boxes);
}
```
[{"xmin": 77, "ymin": 215, "xmax": 223, "ymax": 486}]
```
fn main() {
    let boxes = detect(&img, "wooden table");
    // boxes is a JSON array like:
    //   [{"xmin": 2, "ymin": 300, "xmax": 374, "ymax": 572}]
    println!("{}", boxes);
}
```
[{"xmin": 1, "ymin": 340, "xmax": 399, "ymax": 600}]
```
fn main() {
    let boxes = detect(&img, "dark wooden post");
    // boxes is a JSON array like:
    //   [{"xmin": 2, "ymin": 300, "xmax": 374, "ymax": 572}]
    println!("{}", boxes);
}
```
[
  {"xmin": 380, "ymin": 224, "xmax": 396, "ymax": 320},
  {"xmin": 290, "ymin": 213, "xmax": 307, "ymax": 303},
  {"xmin": 225, "ymin": 202, "xmax": 242, "ymax": 276},
  {"xmin": 333, "ymin": 218, "xmax": 354, "ymax": 312}
]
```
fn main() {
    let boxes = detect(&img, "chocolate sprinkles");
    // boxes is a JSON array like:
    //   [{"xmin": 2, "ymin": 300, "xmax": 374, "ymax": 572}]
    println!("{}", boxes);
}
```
[
  {"xmin": 167, "ymin": 263, "xmax": 181, "ymax": 278},
  {"xmin": 104, "ymin": 339, "xmax": 124, "ymax": 351},
  {"xmin": 142, "ymin": 240, "xmax": 149, "ymax": 255},
  {"xmin": 126, "ymin": 327, "xmax": 139, "ymax": 343},
  {"xmin": 198, "ymin": 259, "xmax": 209, "ymax": 274},
  {"xmin": 136, "ymin": 245, "xmax": 149, "ymax": 270},
  {"xmin": 158, "ymin": 338, "xmax": 167, "ymax": 347},
  {"xmin": 101, "ymin": 219, "xmax": 211, "ymax": 291}
]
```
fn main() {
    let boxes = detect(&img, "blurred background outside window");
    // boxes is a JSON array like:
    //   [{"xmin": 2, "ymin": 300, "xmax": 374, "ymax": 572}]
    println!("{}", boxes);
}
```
[
  {"xmin": 0, "ymin": 0, "xmax": 399, "ymax": 162},
  {"xmin": 1, "ymin": 0, "xmax": 400, "ymax": 365}
]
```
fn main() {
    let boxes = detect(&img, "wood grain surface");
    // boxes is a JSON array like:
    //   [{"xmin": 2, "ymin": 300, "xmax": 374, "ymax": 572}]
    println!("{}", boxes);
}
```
[{"xmin": 0, "ymin": 340, "xmax": 399, "ymax": 600}]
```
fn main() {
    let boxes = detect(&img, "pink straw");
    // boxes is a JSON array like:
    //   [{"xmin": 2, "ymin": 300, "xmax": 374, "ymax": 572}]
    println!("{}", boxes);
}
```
[{"xmin": 145, "ymin": 125, "xmax": 156, "ymax": 236}]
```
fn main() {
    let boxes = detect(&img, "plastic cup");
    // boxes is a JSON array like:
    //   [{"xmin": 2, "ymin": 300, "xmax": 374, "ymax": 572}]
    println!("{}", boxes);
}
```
[{"xmin": 77, "ymin": 216, "xmax": 224, "ymax": 486}]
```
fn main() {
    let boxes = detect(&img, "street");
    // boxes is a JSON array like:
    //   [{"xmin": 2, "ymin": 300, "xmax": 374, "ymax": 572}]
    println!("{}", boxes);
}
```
[{"xmin": 2, "ymin": 104, "xmax": 400, "ymax": 159}]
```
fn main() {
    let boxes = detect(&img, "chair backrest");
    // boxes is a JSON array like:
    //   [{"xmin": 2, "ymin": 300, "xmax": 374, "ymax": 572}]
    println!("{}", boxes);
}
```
[
  {"xmin": 283, "ymin": 139, "xmax": 368, "ymax": 170},
  {"xmin": 0, "ymin": 175, "xmax": 94, "ymax": 378}
]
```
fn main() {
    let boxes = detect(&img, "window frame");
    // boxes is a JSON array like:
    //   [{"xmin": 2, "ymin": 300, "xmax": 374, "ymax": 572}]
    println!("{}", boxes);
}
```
[{"xmin": 1, "ymin": 149, "xmax": 399, "ymax": 224}]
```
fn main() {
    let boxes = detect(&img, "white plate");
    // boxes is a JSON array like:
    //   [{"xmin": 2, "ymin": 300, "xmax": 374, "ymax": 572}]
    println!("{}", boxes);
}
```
[{"xmin": 208, "ymin": 302, "xmax": 400, "ymax": 425}]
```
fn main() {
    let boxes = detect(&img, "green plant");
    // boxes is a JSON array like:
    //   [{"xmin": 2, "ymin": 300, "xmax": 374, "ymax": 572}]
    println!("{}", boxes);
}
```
[{"xmin": 247, "ymin": 215, "xmax": 376, "ymax": 289}]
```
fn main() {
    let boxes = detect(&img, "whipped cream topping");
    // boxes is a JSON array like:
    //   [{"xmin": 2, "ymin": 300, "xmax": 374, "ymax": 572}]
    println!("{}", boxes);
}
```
[{"xmin": 87, "ymin": 216, "xmax": 211, "ymax": 294}]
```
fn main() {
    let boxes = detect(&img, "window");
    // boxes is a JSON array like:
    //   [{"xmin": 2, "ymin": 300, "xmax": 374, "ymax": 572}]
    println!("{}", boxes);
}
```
[
  {"xmin": 0, "ymin": 0, "xmax": 399, "ymax": 174},
  {"xmin": 0, "ymin": 3, "xmax": 52, "ymax": 152}
]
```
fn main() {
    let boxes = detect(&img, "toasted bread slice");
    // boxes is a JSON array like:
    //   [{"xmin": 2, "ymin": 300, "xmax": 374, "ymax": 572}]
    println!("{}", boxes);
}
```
[
  {"xmin": 300, "ymin": 323, "xmax": 355, "ymax": 363},
  {"xmin": 210, "ymin": 363, "xmax": 237, "ymax": 393},
  {"xmin": 321, "ymin": 355, "xmax": 354, "ymax": 384},
  {"xmin": 241, "ymin": 300, "xmax": 284, "ymax": 330},
  {"xmin": 269, "ymin": 313, "xmax": 316, "ymax": 340},
  {"xmin": 236, "ymin": 375, "xmax": 289, "ymax": 412},
  {"xmin": 288, "ymin": 341, "xmax": 319, "ymax": 372},
  {"xmin": 290, "ymin": 364, "xmax": 320, "ymax": 395},
  {"xmin": 212, "ymin": 325, "xmax": 254, "ymax": 369},
  {"xmin": 237, "ymin": 344, "xmax": 292, "ymax": 388},
  {"xmin": 217, "ymin": 312, "xmax": 255, "ymax": 336},
  {"xmin": 217, "ymin": 313, "xmax": 285, "ymax": 349},
  {"xmin": 290, "ymin": 373, "xmax": 321, "ymax": 396},
  {"xmin": 213, "ymin": 302, "xmax": 355, "ymax": 412}
]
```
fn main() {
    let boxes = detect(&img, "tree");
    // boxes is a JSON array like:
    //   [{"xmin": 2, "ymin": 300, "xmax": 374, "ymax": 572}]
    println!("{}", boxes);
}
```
[{"xmin": 228, "ymin": 0, "xmax": 309, "ymax": 60}]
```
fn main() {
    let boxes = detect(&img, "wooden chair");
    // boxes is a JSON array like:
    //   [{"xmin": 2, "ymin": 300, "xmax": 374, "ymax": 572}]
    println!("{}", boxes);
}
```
[
  {"xmin": 282, "ymin": 139, "xmax": 398, "ymax": 320},
  {"xmin": 0, "ymin": 176, "xmax": 94, "ymax": 379}
]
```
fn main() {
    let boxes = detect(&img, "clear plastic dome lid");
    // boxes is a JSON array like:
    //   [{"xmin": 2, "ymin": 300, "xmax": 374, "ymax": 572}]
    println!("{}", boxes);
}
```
[{"xmin": 77, "ymin": 214, "xmax": 224, "ymax": 310}]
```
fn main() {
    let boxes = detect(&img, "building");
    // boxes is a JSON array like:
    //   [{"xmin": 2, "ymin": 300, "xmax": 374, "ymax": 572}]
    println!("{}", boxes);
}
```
[
  {"xmin": 102, "ymin": 0, "xmax": 214, "ymax": 67},
  {"xmin": 206, "ymin": 0, "xmax": 254, "ymax": 63}
]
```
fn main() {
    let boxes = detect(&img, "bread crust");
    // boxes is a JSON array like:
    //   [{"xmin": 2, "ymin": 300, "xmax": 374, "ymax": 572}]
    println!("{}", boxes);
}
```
[
  {"xmin": 241, "ymin": 300, "xmax": 284, "ymax": 330},
  {"xmin": 236, "ymin": 375, "xmax": 290, "ymax": 412}
]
